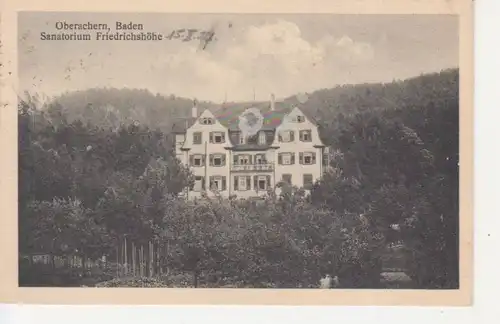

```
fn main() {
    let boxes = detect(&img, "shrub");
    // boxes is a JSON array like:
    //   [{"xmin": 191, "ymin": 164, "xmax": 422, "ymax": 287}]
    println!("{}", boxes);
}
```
[{"xmin": 96, "ymin": 277, "xmax": 169, "ymax": 288}]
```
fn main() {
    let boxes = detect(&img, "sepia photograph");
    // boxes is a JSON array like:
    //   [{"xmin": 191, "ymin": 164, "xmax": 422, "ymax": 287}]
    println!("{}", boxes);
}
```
[
  {"xmin": 16, "ymin": 11, "xmax": 460, "ymax": 290},
  {"xmin": 0, "ymin": 0, "xmax": 474, "ymax": 306}
]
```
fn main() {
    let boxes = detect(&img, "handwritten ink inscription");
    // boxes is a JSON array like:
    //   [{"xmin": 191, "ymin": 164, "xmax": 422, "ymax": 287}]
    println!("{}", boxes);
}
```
[{"xmin": 165, "ymin": 29, "xmax": 216, "ymax": 43}]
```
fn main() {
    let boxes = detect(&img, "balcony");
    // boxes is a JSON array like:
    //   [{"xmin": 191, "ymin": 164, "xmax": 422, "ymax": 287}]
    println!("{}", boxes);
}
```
[{"xmin": 231, "ymin": 163, "xmax": 274, "ymax": 172}]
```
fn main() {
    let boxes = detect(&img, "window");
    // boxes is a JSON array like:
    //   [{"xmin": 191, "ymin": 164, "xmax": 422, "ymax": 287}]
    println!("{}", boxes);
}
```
[
  {"xmin": 323, "ymin": 154, "xmax": 329, "ymax": 168},
  {"xmin": 193, "ymin": 132, "xmax": 202, "ymax": 145},
  {"xmin": 234, "ymin": 154, "xmax": 251, "ymax": 165},
  {"xmin": 190, "ymin": 154, "xmax": 205, "ymax": 167},
  {"xmin": 209, "ymin": 176, "xmax": 227, "ymax": 191},
  {"xmin": 200, "ymin": 118, "xmax": 215, "ymax": 125},
  {"xmin": 278, "ymin": 130, "xmax": 295, "ymax": 143},
  {"xmin": 288, "ymin": 115, "xmax": 305, "ymax": 123},
  {"xmin": 209, "ymin": 153, "xmax": 226, "ymax": 167},
  {"xmin": 258, "ymin": 131, "xmax": 267, "ymax": 145},
  {"xmin": 175, "ymin": 135, "xmax": 185, "ymax": 148},
  {"xmin": 253, "ymin": 175, "xmax": 270, "ymax": 191},
  {"xmin": 192, "ymin": 176, "xmax": 205, "ymax": 191},
  {"xmin": 234, "ymin": 176, "xmax": 251, "ymax": 191},
  {"xmin": 299, "ymin": 152, "xmax": 316, "ymax": 165},
  {"xmin": 254, "ymin": 154, "xmax": 266, "ymax": 164},
  {"xmin": 239, "ymin": 134, "xmax": 246, "ymax": 144},
  {"xmin": 299, "ymin": 130, "xmax": 312, "ymax": 142},
  {"xmin": 210, "ymin": 131, "xmax": 225, "ymax": 144},
  {"xmin": 278, "ymin": 152, "xmax": 295, "ymax": 165},
  {"xmin": 282, "ymin": 174, "xmax": 292, "ymax": 185},
  {"xmin": 303, "ymin": 174, "xmax": 313, "ymax": 189}
]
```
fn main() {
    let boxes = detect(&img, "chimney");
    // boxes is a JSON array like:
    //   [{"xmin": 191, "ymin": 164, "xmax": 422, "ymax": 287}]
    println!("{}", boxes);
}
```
[
  {"xmin": 192, "ymin": 99, "xmax": 198, "ymax": 118},
  {"xmin": 270, "ymin": 93, "xmax": 275, "ymax": 111}
]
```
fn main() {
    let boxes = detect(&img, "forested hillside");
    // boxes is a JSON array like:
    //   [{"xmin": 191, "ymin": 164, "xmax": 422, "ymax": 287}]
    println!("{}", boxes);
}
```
[
  {"xmin": 19, "ymin": 68, "xmax": 459, "ymax": 289},
  {"xmin": 43, "ymin": 69, "xmax": 458, "ymax": 136}
]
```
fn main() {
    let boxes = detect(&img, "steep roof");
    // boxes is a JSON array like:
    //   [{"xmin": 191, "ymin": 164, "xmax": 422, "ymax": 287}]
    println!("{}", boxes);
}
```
[
  {"xmin": 171, "ymin": 117, "xmax": 197, "ymax": 133},
  {"xmin": 171, "ymin": 100, "xmax": 319, "ymax": 134}
]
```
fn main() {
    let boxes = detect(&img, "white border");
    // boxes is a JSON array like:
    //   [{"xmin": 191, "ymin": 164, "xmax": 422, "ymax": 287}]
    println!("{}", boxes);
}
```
[{"xmin": 1, "ymin": 0, "xmax": 498, "ymax": 321}]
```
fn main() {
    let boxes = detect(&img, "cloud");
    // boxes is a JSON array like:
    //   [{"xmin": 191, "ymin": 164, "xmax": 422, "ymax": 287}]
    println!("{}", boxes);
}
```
[
  {"xmin": 199, "ymin": 20, "xmax": 375, "ymax": 101},
  {"xmin": 148, "ymin": 20, "xmax": 375, "ymax": 101}
]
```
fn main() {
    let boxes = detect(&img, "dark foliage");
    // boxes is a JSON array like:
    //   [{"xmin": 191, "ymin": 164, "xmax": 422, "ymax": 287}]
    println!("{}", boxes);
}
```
[{"xmin": 19, "ymin": 69, "xmax": 459, "ymax": 288}]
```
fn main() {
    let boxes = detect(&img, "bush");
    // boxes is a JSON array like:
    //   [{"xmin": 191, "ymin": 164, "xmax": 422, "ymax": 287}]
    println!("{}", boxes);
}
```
[{"xmin": 96, "ymin": 277, "xmax": 169, "ymax": 288}]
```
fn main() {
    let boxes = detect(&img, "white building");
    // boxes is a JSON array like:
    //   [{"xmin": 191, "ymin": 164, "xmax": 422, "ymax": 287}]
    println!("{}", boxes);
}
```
[{"xmin": 172, "ymin": 95, "xmax": 328, "ymax": 200}]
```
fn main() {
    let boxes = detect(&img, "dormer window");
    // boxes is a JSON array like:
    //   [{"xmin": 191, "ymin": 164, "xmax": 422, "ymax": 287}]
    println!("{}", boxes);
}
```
[
  {"xmin": 200, "ymin": 117, "xmax": 215, "ymax": 125},
  {"xmin": 258, "ymin": 131, "xmax": 266, "ymax": 145},
  {"xmin": 239, "ymin": 133, "xmax": 246, "ymax": 144}
]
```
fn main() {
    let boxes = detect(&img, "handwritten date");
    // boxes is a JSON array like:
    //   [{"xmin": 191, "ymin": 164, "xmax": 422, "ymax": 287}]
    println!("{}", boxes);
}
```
[{"xmin": 165, "ymin": 29, "xmax": 216, "ymax": 43}]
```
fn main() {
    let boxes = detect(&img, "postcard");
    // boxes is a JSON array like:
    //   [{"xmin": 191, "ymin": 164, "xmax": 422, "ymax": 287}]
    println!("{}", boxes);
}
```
[{"xmin": 0, "ymin": 0, "xmax": 473, "ymax": 305}]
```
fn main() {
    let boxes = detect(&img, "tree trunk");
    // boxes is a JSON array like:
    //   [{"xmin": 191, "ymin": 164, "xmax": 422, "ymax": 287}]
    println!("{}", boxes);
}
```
[
  {"xmin": 132, "ymin": 242, "xmax": 136, "ymax": 277},
  {"xmin": 124, "ymin": 237, "xmax": 128, "ymax": 276},
  {"xmin": 193, "ymin": 269, "xmax": 199, "ymax": 288}
]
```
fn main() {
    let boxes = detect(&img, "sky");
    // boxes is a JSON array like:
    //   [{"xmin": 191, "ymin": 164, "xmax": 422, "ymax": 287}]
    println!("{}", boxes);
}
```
[{"xmin": 18, "ymin": 13, "xmax": 458, "ymax": 103}]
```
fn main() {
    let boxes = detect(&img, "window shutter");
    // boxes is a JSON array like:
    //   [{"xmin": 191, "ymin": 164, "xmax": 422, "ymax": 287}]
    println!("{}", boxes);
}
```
[
  {"xmin": 246, "ymin": 176, "xmax": 251, "ymax": 190},
  {"xmin": 201, "ymin": 177, "xmax": 205, "ymax": 190},
  {"xmin": 209, "ymin": 154, "xmax": 214, "ymax": 166},
  {"xmin": 209, "ymin": 132, "xmax": 214, "ymax": 143},
  {"xmin": 234, "ymin": 177, "xmax": 239, "ymax": 190},
  {"xmin": 312, "ymin": 152, "xmax": 316, "ymax": 164},
  {"xmin": 278, "ymin": 154, "xmax": 282, "ymax": 165},
  {"xmin": 222, "ymin": 177, "xmax": 227, "ymax": 191},
  {"xmin": 291, "ymin": 153, "xmax": 295, "ymax": 164},
  {"xmin": 299, "ymin": 152, "xmax": 304, "ymax": 164},
  {"xmin": 253, "ymin": 176, "xmax": 258, "ymax": 191},
  {"xmin": 221, "ymin": 154, "xmax": 226, "ymax": 166},
  {"xmin": 290, "ymin": 131, "xmax": 295, "ymax": 141},
  {"xmin": 266, "ymin": 175, "xmax": 271, "ymax": 188},
  {"xmin": 221, "ymin": 133, "xmax": 225, "ymax": 143},
  {"xmin": 189, "ymin": 155, "xmax": 194, "ymax": 165},
  {"xmin": 233, "ymin": 154, "xmax": 238, "ymax": 164},
  {"xmin": 248, "ymin": 155, "xmax": 253, "ymax": 164},
  {"xmin": 209, "ymin": 176, "xmax": 214, "ymax": 189}
]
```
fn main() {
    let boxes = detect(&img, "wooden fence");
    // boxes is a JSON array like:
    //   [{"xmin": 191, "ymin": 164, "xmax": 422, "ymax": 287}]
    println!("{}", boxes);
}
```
[
  {"xmin": 20, "ymin": 237, "xmax": 167, "ymax": 287},
  {"xmin": 114, "ymin": 238, "xmax": 165, "ymax": 278}
]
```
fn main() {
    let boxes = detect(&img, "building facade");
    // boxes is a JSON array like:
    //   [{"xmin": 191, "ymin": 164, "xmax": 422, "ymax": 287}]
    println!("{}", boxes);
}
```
[{"xmin": 173, "ymin": 97, "xmax": 327, "ymax": 200}]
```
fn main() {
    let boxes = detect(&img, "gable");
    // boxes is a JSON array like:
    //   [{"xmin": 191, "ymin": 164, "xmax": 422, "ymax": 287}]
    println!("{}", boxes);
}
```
[{"xmin": 172, "ymin": 98, "xmax": 319, "ymax": 134}]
